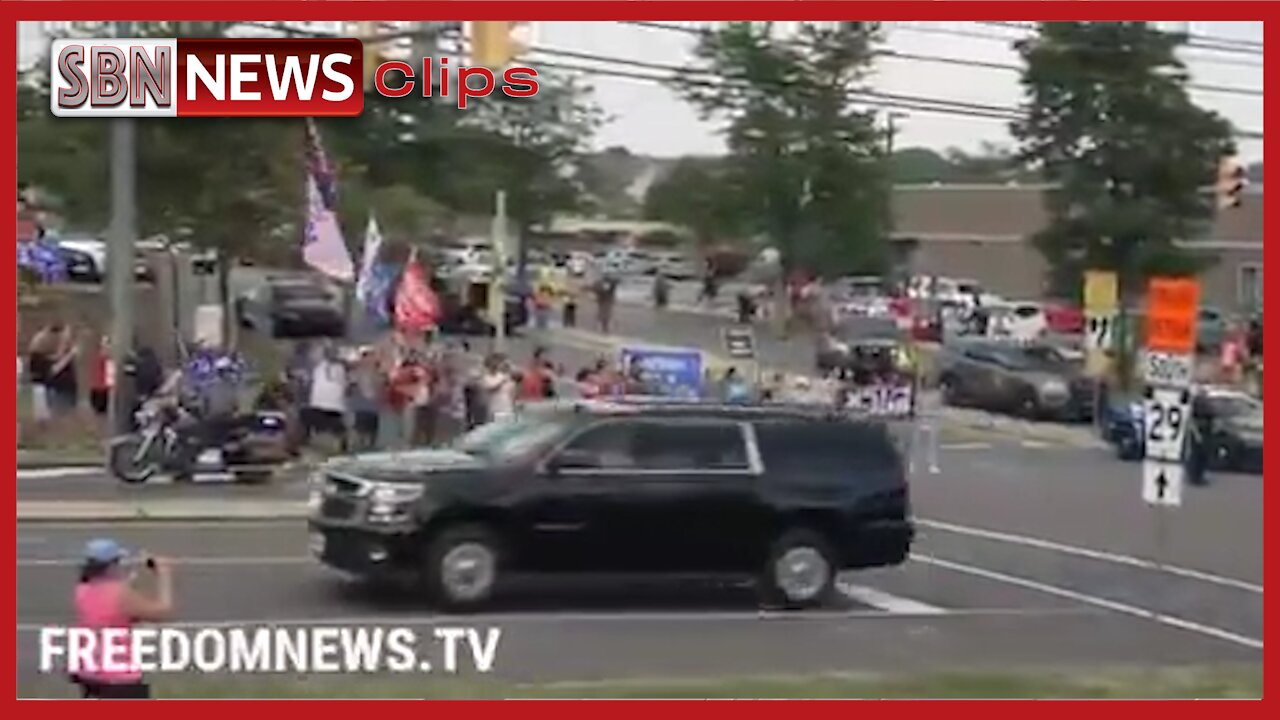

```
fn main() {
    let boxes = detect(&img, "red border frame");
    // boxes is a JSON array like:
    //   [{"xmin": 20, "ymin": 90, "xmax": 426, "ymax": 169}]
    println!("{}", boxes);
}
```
[{"xmin": 5, "ymin": 0, "xmax": 1273, "ymax": 709}]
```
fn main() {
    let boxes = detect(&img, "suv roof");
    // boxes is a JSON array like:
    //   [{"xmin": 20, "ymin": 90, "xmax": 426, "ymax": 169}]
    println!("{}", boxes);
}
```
[{"xmin": 529, "ymin": 397, "xmax": 896, "ymax": 424}]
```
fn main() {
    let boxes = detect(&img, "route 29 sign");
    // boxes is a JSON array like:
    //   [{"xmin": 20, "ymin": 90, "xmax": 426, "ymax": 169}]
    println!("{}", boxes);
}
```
[{"xmin": 1143, "ymin": 386, "xmax": 1192, "ymax": 462}]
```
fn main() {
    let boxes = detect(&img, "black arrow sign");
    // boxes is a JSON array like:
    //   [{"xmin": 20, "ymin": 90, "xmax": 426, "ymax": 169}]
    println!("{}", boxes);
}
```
[{"xmin": 1155, "ymin": 470, "xmax": 1169, "ymax": 500}]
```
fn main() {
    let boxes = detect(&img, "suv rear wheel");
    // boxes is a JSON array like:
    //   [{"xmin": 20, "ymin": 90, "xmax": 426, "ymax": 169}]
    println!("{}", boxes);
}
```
[
  {"xmin": 424, "ymin": 524, "xmax": 501, "ymax": 610},
  {"xmin": 762, "ymin": 529, "xmax": 837, "ymax": 609}
]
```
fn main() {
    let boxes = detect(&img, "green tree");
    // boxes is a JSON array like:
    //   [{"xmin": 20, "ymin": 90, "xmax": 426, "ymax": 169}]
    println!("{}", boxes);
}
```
[
  {"xmin": 643, "ymin": 157, "xmax": 745, "ymax": 246},
  {"xmin": 18, "ymin": 21, "xmax": 304, "ymax": 267},
  {"xmin": 1012, "ymin": 22, "xmax": 1236, "ymax": 299},
  {"xmin": 672, "ymin": 22, "xmax": 892, "ymax": 277}
]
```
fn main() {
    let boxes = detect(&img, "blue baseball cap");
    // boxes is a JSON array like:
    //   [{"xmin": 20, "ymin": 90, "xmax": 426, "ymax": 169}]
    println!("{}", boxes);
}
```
[{"xmin": 83, "ymin": 538, "xmax": 128, "ymax": 565}]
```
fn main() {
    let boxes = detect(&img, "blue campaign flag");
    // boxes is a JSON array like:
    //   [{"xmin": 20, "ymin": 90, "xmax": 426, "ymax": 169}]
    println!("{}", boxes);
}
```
[{"xmin": 620, "ymin": 347, "xmax": 704, "ymax": 399}]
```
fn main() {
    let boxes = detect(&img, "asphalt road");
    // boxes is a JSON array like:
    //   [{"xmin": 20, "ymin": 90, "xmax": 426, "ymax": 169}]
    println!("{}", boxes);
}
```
[{"xmin": 17, "ymin": 450, "xmax": 1262, "ymax": 696}]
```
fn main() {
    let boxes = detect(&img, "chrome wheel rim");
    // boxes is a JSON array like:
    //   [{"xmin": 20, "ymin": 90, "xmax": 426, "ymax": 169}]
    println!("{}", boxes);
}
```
[
  {"xmin": 440, "ymin": 542, "xmax": 496, "ymax": 602},
  {"xmin": 774, "ymin": 547, "xmax": 829, "ymax": 602}
]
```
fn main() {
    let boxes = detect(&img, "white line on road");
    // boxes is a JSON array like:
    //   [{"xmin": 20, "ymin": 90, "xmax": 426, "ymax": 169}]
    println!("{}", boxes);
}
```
[
  {"xmin": 916, "ymin": 518, "xmax": 1263, "ymax": 595},
  {"xmin": 17, "ymin": 468, "xmax": 103, "ymax": 480},
  {"xmin": 18, "ymin": 556, "xmax": 311, "ymax": 568},
  {"xmin": 911, "ymin": 553, "xmax": 1263, "ymax": 651},
  {"xmin": 938, "ymin": 442, "xmax": 992, "ymax": 451},
  {"xmin": 836, "ymin": 582, "xmax": 948, "ymax": 615},
  {"xmin": 14, "ymin": 607, "xmax": 1089, "ymax": 632}
]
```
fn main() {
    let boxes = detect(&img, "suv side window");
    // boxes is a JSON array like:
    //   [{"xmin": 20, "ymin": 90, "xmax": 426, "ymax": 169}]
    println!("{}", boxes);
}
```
[
  {"xmin": 632, "ymin": 422, "xmax": 750, "ymax": 471},
  {"xmin": 560, "ymin": 421, "xmax": 639, "ymax": 469},
  {"xmin": 754, "ymin": 420, "xmax": 903, "ymax": 482}
]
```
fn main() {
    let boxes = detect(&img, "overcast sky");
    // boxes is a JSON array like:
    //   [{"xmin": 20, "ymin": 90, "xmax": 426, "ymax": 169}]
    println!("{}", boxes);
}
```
[
  {"xmin": 20, "ymin": 20, "xmax": 1263, "ymax": 161},
  {"xmin": 534, "ymin": 21, "xmax": 1264, "ymax": 161}
]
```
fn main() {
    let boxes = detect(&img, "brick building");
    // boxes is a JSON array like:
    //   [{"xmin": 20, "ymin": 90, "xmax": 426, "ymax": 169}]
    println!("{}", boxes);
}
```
[{"xmin": 891, "ymin": 184, "xmax": 1263, "ymax": 310}]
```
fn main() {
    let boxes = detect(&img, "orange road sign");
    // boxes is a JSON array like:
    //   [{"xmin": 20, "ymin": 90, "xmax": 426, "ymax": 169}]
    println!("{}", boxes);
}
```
[{"xmin": 1145, "ymin": 277, "xmax": 1199, "ymax": 354}]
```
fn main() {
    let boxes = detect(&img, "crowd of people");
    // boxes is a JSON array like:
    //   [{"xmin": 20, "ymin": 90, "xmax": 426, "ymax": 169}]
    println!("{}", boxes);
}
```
[{"xmin": 22, "ymin": 323, "xmax": 116, "ymax": 437}]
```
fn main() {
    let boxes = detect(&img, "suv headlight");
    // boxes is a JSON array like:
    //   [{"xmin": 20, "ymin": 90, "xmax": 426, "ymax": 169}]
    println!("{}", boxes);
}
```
[
  {"xmin": 367, "ymin": 482, "xmax": 425, "ymax": 523},
  {"xmin": 1039, "ymin": 379, "xmax": 1068, "ymax": 397}
]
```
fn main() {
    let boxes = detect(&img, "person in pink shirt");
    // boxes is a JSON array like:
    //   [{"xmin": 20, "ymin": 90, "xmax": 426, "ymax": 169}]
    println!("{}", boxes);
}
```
[{"xmin": 71, "ymin": 539, "xmax": 173, "ymax": 698}]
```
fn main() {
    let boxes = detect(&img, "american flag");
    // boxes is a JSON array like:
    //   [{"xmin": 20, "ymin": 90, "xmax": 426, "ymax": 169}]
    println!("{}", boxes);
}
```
[{"xmin": 304, "ymin": 117, "xmax": 338, "ymax": 211}]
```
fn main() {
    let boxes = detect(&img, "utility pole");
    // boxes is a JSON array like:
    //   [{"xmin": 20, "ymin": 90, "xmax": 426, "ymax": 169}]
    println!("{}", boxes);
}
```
[
  {"xmin": 489, "ymin": 190, "xmax": 509, "ymax": 354},
  {"xmin": 107, "ymin": 20, "xmax": 137, "ymax": 435},
  {"xmin": 885, "ymin": 111, "xmax": 907, "ymax": 158}
]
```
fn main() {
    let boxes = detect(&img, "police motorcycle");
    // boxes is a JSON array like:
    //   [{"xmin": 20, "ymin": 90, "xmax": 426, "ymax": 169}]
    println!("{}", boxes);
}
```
[{"xmin": 108, "ymin": 349, "xmax": 290, "ymax": 484}]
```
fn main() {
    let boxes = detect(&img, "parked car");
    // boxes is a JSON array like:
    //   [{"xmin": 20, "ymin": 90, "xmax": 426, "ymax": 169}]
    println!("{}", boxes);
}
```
[
  {"xmin": 236, "ymin": 276, "xmax": 346, "ymax": 338},
  {"xmin": 56, "ymin": 236, "xmax": 154, "ymax": 283},
  {"xmin": 936, "ymin": 340, "xmax": 1092, "ymax": 421},
  {"xmin": 987, "ymin": 301, "xmax": 1048, "ymax": 342},
  {"xmin": 1043, "ymin": 301, "xmax": 1085, "ymax": 335},
  {"xmin": 308, "ymin": 398, "xmax": 915, "ymax": 610},
  {"xmin": 1196, "ymin": 306, "xmax": 1227, "ymax": 353},
  {"xmin": 652, "ymin": 251, "xmax": 698, "ymax": 280},
  {"xmin": 1108, "ymin": 386, "xmax": 1262, "ymax": 472},
  {"xmin": 566, "ymin": 251, "xmax": 593, "ymax": 277},
  {"xmin": 435, "ymin": 288, "xmax": 528, "ymax": 337}
]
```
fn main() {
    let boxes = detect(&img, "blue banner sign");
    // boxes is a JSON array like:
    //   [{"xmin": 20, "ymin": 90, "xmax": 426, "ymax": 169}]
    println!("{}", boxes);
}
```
[{"xmin": 620, "ymin": 347, "xmax": 704, "ymax": 399}]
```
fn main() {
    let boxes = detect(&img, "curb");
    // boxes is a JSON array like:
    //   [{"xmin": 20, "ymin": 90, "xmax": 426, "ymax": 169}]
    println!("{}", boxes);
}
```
[
  {"xmin": 17, "ymin": 501, "xmax": 310, "ymax": 523},
  {"xmin": 17, "ymin": 456, "xmax": 105, "ymax": 470}
]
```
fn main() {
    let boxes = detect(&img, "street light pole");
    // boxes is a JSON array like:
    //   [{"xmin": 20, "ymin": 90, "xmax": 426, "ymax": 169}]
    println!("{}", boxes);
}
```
[{"xmin": 106, "ymin": 20, "xmax": 138, "ymax": 435}]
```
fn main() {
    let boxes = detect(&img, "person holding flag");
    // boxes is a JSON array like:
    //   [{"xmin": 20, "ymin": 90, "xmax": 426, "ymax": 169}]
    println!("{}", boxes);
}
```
[
  {"xmin": 394, "ymin": 249, "xmax": 442, "ymax": 338},
  {"xmin": 355, "ymin": 215, "xmax": 394, "ymax": 324},
  {"xmin": 301, "ymin": 119, "xmax": 354, "ymax": 283}
]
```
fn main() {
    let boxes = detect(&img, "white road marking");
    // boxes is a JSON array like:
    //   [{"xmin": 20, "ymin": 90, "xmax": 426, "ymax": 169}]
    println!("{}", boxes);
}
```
[
  {"xmin": 836, "ymin": 582, "xmax": 948, "ymax": 615},
  {"xmin": 16, "ymin": 468, "xmax": 103, "ymax": 480},
  {"xmin": 13, "ymin": 607, "xmax": 1088, "ymax": 632},
  {"xmin": 938, "ymin": 442, "xmax": 992, "ymax": 451},
  {"xmin": 911, "ymin": 553, "xmax": 1263, "ymax": 651},
  {"xmin": 916, "ymin": 518, "xmax": 1263, "ymax": 595},
  {"xmin": 1019, "ymin": 440, "xmax": 1051, "ymax": 449},
  {"xmin": 17, "ymin": 556, "xmax": 311, "ymax": 568},
  {"xmin": 16, "ymin": 519, "xmax": 305, "ymax": 530}
]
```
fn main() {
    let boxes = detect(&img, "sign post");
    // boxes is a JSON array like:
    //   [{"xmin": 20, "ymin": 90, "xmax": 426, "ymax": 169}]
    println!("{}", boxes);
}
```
[
  {"xmin": 1083, "ymin": 270, "xmax": 1118, "ymax": 432},
  {"xmin": 721, "ymin": 326, "xmax": 759, "ymax": 387},
  {"xmin": 1140, "ymin": 276, "xmax": 1199, "ymax": 617}
]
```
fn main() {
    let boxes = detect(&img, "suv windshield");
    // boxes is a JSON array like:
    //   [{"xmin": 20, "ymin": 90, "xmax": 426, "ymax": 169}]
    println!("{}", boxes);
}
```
[{"xmin": 453, "ymin": 412, "xmax": 573, "ymax": 461}]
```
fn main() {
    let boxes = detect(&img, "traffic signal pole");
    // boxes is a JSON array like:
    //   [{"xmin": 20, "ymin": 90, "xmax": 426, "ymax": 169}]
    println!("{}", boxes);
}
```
[{"xmin": 107, "ymin": 20, "xmax": 137, "ymax": 436}]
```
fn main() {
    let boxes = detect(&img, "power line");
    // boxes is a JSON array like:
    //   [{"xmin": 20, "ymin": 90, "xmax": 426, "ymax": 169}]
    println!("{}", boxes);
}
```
[
  {"xmin": 623, "ymin": 20, "xmax": 1263, "ymax": 96},
  {"xmin": 529, "ymin": 44, "xmax": 1262, "ymax": 140},
  {"xmin": 886, "ymin": 20, "xmax": 1264, "ymax": 68},
  {"xmin": 972, "ymin": 20, "xmax": 1264, "ymax": 55},
  {"xmin": 232, "ymin": 20, "xmax": 1263, "ymax": 139},
  {"xmin": 877, "ymin": 48, "xmax": 1262, "ymax": 98},
  {"xmin": 529, "ymin": 46, "xmax": 1022, "ymax": 121}
]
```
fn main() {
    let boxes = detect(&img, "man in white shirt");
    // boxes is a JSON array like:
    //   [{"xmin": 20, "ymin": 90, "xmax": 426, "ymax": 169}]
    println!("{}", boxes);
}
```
[
  {"xmin": 481, "ymin": 355, "xmax": 516, "ymax": 422},
  {"xmin": 306, "ymin": 343, "xmax": 349, "ymax": 453}
]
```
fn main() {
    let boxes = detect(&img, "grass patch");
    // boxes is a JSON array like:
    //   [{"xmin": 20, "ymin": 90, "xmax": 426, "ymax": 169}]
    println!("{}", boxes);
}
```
[{"xmin": 141, "ymin": 664, "xmax": 1262, "ymax": 699}]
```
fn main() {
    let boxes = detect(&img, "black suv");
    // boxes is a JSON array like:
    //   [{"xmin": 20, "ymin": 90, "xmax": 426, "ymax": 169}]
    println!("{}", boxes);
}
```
[{"xmin": 307, "ymin": 399, "xmax": 915, "ymax": 610}]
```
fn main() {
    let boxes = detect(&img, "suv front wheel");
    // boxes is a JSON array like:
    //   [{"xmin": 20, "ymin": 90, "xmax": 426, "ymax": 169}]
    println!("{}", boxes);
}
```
[
  {"xmin": 762, "ymin": 529, "xmax": 837, "ymax": 609},
  {"xmin": 424, "ymin": 524, "xmax": 502, "ymax": 610}
]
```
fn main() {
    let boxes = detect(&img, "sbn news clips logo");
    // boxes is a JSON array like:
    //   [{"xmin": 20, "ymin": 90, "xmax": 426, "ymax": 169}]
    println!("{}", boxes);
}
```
[{"xmin": 50, "ymin": 37, "xmax": 540, "ymax": 118}]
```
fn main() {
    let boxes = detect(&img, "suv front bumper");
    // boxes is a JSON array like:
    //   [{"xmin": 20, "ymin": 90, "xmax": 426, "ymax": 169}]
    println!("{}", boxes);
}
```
[{"xmin": 308, "ymin": 522, "xmax": 420, "ymax": 579}]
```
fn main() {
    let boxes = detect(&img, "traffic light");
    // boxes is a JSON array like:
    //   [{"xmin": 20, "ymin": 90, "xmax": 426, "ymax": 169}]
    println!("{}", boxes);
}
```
[
  {"xmin": 1216, "ymin": 155, "xmax": 1246, "ymax": 209},
  {"xmin": 468, "ymin": 21, "xmax": 531, "ymax": 70}
]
